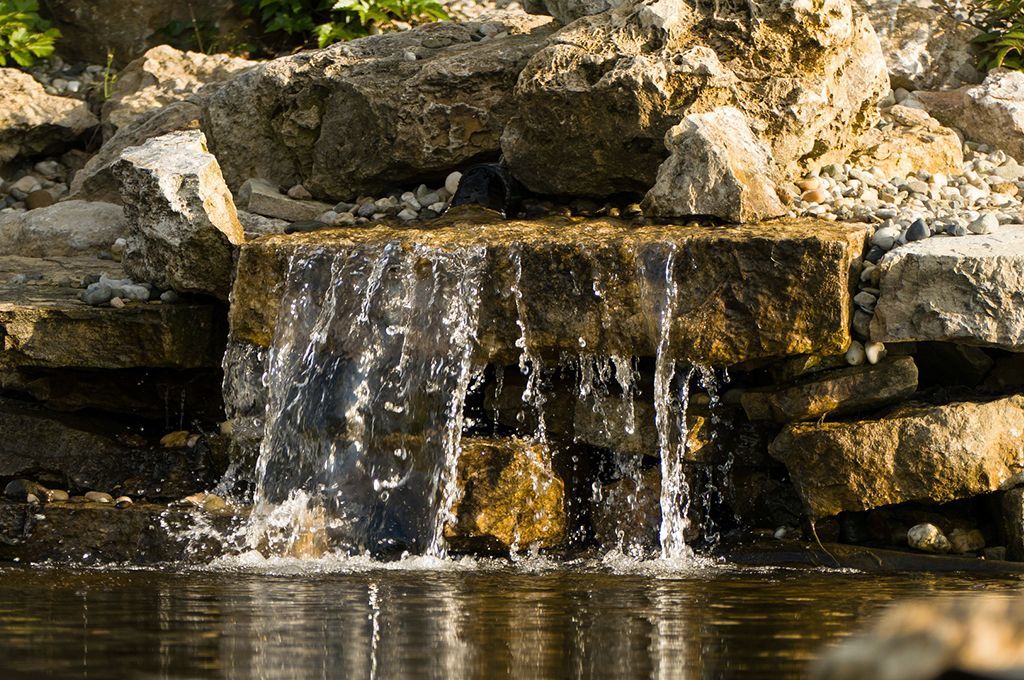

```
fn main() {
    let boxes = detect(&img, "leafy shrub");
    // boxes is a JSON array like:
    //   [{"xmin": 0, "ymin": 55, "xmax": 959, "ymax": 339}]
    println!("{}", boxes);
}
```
[
  {"xmin": 973, "ymin": 0, "xmax": 1024, "ymax": 71},
  {"xmin": 0, "ymin": 0, "xmax": 59, "ymax": 66},
  {"xmin": 241, "ymin": 0, "xmax": 449, "ymax": 49}
]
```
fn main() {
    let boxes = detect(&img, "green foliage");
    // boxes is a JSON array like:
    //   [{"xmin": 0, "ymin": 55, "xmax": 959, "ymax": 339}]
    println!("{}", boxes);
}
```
[
  {"xmin": 0, "ymin": 0, "xmax": 59, "ymax": 67},
  {"xmin": 241, "ymin": 0, "xmax": 449, "ymax": 49},
  {"xmin": 973, "ymin": 0, "xmax": 1024, "ymax": 71}
]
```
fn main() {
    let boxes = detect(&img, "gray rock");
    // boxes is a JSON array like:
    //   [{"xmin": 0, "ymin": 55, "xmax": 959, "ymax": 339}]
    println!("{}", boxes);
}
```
[
  {"xmin": 967, "ymin": 213, "xmax": 998, "ymax": 235},
  {"xmin": 906, "ymin": 218, "xmax": 929, "ymax": 241},
  {"xmin": 81, "ymin": 283, "xmax": 114, "ymax": 306},
  {"xmin": 237, "ymin": 178, "xmax": 334, "ymax": 222},
  {"xmin": 0, "ymin": 201, "xmax": 126, "ymax": 257},
  {"xmin": 112, "ymin": 130, "xmax": 244, "ymax": 300}
]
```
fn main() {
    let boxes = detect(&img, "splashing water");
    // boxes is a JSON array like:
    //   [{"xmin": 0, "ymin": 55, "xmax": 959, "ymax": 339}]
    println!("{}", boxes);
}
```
[{"xmin": 244, "ymin": 242, "xmax": 487, "ymax": 557}]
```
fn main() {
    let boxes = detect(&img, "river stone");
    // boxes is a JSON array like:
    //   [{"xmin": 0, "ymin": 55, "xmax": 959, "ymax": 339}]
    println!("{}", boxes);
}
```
[
  {"xmin": 916, "ymin": 70, "xmax": 1024, "ymax": 162},
  {"xmin": 812, "ymin": 595, "xmax": 1024, "ymax": 680},
  {"xmin": 0, "ymin": 68, "xmax": 98, "ymax": 164},
  {"xmin": 237, "ymin": 178, "xmax": 334, "ymax": 223},
  {"xmin": 444, "ymin": 437, "xmax": 565, "ymax": 552},
  {"xmin": 230, "ymin": 209, "xmax": 866, "ymax": 366},
  {"xmin": 501, "ymin": 0, "xmax": 889, "ymax": 196},
  {"xmin": 907, "ymin": 523, "xmax": 950, "ymax": 554},
  {"xmin": 870, "ymin": 226, "xmax": 1024, "ymax": 350},
  {"xmin": 850, "ymin": 105, "xmax": 963, "ymax": 179},
  {"xmin": 0, "ymin": 201, "xmax": 126, "ymax": 257},
  {"xmin": 854, "ymin": 0, "xmax": 981, "ymax": 91},
  {"xmin": 102, "ymin": 45, "xmax": 255, "ymax": 135},
  {"xmin": 641, "ymin": 107, "xmax": 785, "ymax": 223},
  {"xmin": 113, "ymin": 129, "xmax": 244, "ymax": 300},
  {"xmin": 769, "ymin": 395, "xmax": 1024, "ymax": 518},
  {"xmin": 740, "ymin": 356, "xmax": 918, "ymax": 424}
]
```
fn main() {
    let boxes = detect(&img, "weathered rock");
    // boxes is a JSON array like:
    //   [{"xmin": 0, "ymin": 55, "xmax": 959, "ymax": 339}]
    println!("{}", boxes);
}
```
[
  {"xmin": 907, "ymin": 522, "xmax": 950, "ymax": 554},
  {"xmin": 237, "ymin": 210, "xmax": 290, "ymax": 238},
  {"xmin": 237, "ymin": 178, "xmax": 334, "ymax": 223},
  {"xmin": 854, "ymin": 0, "xmax": 981, "ymax": 90},
  {"xmin": 445, "ymin": 437, "xmax": 565, "ymax": 552},
  {"xmin": 948, "ymin": 528, "xmax": 985, "ymax": 554},
  {"xmin": 502, "ymin": 0, "xmax": 889, "ymax": 196},
  {"xmin": 871, "ymin": 226, "xmax": 1024, "ymax": 350},
  {"xmin": 812, "ymin": 595, "xmax": 1024, "ymax": 680},
  {"xmin": 102, "ymin": 45, "xmax": 255, "ymax": 135},
  {"xmin": 0, "ymin": 256, "xmax": 225, "ymax": 370},
  {"xmin": 850, "ymin": 105, "xmax": 964, "ymax": 179},
  {"xmin": 203, "ymin": 18, "xmax": 555, "ymax": 199},
  {"xmin": 41, "ymin": 0, "xmax": 248, "ymax": 65},
  {"xmin": 917, "ymin": 70, "xmax": 1024, "ymax": 162},
  {"xmin": 113, "ymin": 130, "xmax": 244, "ymax": 300},
  {"xmin": 740, "ymin": 356, "xmax": 917, "ymax": 423},
  {"xmin": 69, "ymin": 101, "xmax": 203, "ymax": 203},
  {"xmin": 770, "ymin": 396, "xmax": 1024, "ymax": 518},
  {"xmin": 641, "ymin": 107, "xmax": 786, "ymax": 223},
  {"xmin": 0, "ymin": 68, "xmax": 97, "ymax": 164},
  {"xmin": 230, "ymin": 209, "xmax": 866, "ymax": 366},
  {"xmin": 0, "ymin": 201, "xmax": 125, "ymax": 257},
  {"xmin": 0, "ymin": 398, "xmax": 226, "ymax": 498}
]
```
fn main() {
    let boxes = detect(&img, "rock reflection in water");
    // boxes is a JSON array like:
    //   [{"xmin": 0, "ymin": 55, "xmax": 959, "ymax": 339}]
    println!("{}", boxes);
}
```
[{"xmin": 1, "ymin": 566, "xmax": 1021, "ymax": 679}]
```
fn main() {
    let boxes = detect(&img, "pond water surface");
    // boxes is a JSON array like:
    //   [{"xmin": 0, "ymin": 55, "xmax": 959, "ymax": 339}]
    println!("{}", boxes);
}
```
[{"xmin": 1, "ymin": 557, "xmax": 1021, "ymax": 679}]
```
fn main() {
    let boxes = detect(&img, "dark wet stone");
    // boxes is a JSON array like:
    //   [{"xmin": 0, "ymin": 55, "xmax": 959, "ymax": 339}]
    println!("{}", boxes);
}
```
[
  {"xmin": 906, "ymin": 218, "xmax": 929, "ymax": 242},
  {"xmin": 3, "ymin": 479, "xmax": 46, "ymax": 502},
  {"xmin": 284, "ymin": 220, "xmax": 330, "ymax": 234},
  {"xmin": 450, "ymin": 164, "xmax": 523, "ymax": 217},
  {"xmin": 865, "ymin": 245, "xmax": 885, "ymax": 264}
]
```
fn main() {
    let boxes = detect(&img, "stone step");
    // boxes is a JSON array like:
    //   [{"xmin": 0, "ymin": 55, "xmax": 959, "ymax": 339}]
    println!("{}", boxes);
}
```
[
  {"xmin": 230, "ymin": 208, "xmax": 867, "ymax": 366},
  {"xmin": 871, "ymin": 226, "xmax": 1024, "ymax": 349},
  {"xmin": 0, "ymin": 256, "xmax": 225, "ymax": 370},
  {"xmin": 769, "ymin": 394, "xmax": 1024, "ymax": 518}
]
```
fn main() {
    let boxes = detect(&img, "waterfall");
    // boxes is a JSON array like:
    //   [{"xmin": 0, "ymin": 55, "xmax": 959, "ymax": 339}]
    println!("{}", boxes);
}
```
[{"xmin": 245, "ymin": 241, "xmax": 486, "ymax": 557}]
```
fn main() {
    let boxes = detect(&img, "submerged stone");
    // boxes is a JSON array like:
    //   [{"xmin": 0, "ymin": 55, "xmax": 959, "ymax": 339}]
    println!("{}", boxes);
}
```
[{"xmin": 770, "ymin": 395, "xmax": 1024, "ymax": 518}]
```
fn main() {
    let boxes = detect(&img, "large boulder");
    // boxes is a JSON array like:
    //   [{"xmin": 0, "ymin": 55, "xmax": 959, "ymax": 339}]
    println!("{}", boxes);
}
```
[
  {"xmin": 41, "ymin": 0, "xmax": 249, "ymax": 65},
  {"xmin": 850, "ymin": 105, "xmax": 964, "ymax": 179},
  {"xmin": 0, "ymin": 69, "xmax": 97, "ymax": 164},
  {"xmin": 102, "ymin": 45, "xmax": 255, "ymax": 135},
  {"xmin": 917, "ymin": 70, "xmax": 1024, "ymax": 162},
  {"xmin": 501, "ymin": 0, "xmax": 889, "ymax": 196},
  {"xmin": 769, "ymin": 395, "xmax": 1024, "ymax": 518},
  {"xmin": 112, "ymin": 130, "xmax": 244, "ymax": 300},
  {"xmin": 0, "ymin": 201, "xmax": 125, "ymax": 257},
  {"xmin": 445, "ymin": 437, "xmax": 565, "ymax": 552},
  {"xmin": 871, "ymin": 226, "xmax": 1024, "ymax": 350},
  {"xmin": 641, "ymin": 107, "xmax": 786, "ymax": 223},
  {"xmin": 854, "ymin": 0, "xmax": 982, "ymax": 91}
]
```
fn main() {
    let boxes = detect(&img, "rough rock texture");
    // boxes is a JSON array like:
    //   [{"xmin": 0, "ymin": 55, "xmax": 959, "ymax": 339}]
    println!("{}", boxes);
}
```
[
  {"xmin": 502, "ymin": 0, "xmax": 889, "ymax": 196},
  {"xmin": 0, "ymin": 399, "xmax": 225, "ymax": 498},
  {"xmin": 851, "ymin": 105, "xmax": 964, "ymax": 179},
  {"xmin": 641, "ymin": 107, "xmax": 786, "ymax": 223},
  {"xmin": 917, "ymin": 70, "xmax": 1024, "ymax": 162},
  {"xmin": 0, "ymin": 256, "xmax": 225, "ymax": 370},
  {"xmin": 113, "ymin": 130, "xmax": 244, "ymax": 300},
  {"xmin": 203, "ymin": 17, "xmax": 554, "ymax": 199},
  {"xmin": 238, "ymin": 179, "xmax": 333, "ymax": 222},
  {"xmin": 854, "ymin": 0, "xmax": 981, "ymax": 90},
  {"xmin": 0, "ymin": 69, "xmax": 97, "ymax": 164},
  {"xmin": 871, "ymin": 226, "xmax": 1024, "ymax": 350},
  {"xmin": 70, "ymin": 102, "xmax": 203, "ymax": 203},
  {"xmin": 445, "ymin": 437, "xmax": 565, "ymax": 551},
  {"xmin": 740, "ymin": 356, "xmax": 918, "ymax": 423},
  {"xmin": 102, "ymin": 45, "xmax": 255, "ymax": 135},
  {"xmin": 41, "ymin": 0, "xmax": 249, "ymax": 65},
  {"xmin": 770, "ymin": 395, "xmax": 1024, "ymax": 518},
  {"xmin": 812, "ymin": 595, "xmax": 1024, "ymax": 680},
  {"xmin": 230, "ymin": 209, "xmax": 866, "ymax": 366},
  {"xmin": 0, "ymin": 201, "xmax": 125, "ymax": 257}
]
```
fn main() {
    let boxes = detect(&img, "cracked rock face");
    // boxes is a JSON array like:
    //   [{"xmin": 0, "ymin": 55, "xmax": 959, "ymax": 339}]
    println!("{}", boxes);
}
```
[
  {"xmin": 0, "ymin": 68, "xmax": 98, "ymax": 165},
  {"xmin": 113, "ymin": 129, "xmax": 244, "ymax": 300},
  {"xmin": 501, "ymin": 0, "xmax": 889, "ymax": 197}
]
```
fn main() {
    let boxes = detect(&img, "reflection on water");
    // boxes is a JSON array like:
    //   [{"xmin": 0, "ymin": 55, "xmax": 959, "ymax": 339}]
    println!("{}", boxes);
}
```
[{"xmin": 0, "ymin": 560, "xmax": 1022, "ymax": 679}]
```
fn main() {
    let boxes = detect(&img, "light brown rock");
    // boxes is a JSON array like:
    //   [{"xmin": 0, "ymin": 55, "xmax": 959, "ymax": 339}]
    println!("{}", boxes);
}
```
[
  {"xmin": 851, "ymin": 105, "xmax": 964, "ymax": 178},
  {"xmin": 770, "ymin": 395, "xmax": 1024, "ymax": 518},
  {"xmin": 0, "ymin": 68, "xmax": 97, "ymax": 164}
]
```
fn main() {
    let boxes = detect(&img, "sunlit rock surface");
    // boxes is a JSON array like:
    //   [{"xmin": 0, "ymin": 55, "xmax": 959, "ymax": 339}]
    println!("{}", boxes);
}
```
[{"xmin": 770, "ymin": 395, "xmax": 1024, "ymax": 518}]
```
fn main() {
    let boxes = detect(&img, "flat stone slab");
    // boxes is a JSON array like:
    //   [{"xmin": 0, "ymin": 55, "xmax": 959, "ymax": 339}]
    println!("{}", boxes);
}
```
[
  {"xmin": 0, "ymin": 256, "xmax": 224, "ymax": 369},
  {"xmin": 769, "ymin": 395, "xmax": 1024, "ymax": 518},
  {"xmin": 871, "ymin": 227, "xmax": 1024, "ymax": 349},
  {"xmin": 230, "ymin": 209, "xmax": 866, "ymax": 366}
]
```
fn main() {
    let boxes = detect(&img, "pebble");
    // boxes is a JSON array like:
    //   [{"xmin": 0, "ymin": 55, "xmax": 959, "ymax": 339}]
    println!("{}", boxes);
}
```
[
  {"xmin": 84, "ymin": 491, "xmax": 113, "ymax": 504},
  {"xmin": 25, "ymin": 190, "xmax": 54, "ymax": 210},
  {"xmin": 115, "ymin": 496, "xmax": 134, "ymax": 509},
  {"xmin": 45, "ymin": 489, "xmax": 69, "ymax": 502},
  {"xmin": 871, "ymin": 226, "xmax": 899, "ymax": 250},
  {"xmin": 445, "ymin": 171, "xmax": 462, "ymax": 196},
  {"xmin": 109, "ymin": 297, "xmax": 125, "ymax": 308},
  {"xmin": 397, "ymin": 208, "xmax": 418, "ymax": 221},
  {"xmin": 4, "ymin": 479, "xmax": 46, "ymax": 501},
  {"xmin": 845, "ymin": 340, "xmax": 866, "ymax": 366},
  {"xmin": 968, "ymin": 213, "xmax": 998, "ymax": 235},
  {"xmin": 907, "ymin": 523, "xmax": 951, "ymax": 554},
  {"xmin": 10, "ymin": 176, "xmax": 41, "ymax": 194},
  {"xmin": 802, "ymin": 188, "xmax": 828, "ymax": 204},
  {"xmin": 81, "ymin": 283, "xmax": 114, "ymax": 306},
  {"xmin": 865, "ymin": 341, "xmax": 886, "ymax": 365},
  {"xmin": 906, "ymin": 218, "xmax": 929, "ymax": 242},
  {"xmin": 287, "ymin": 184, "xmax": 313, "ymax": 200},
  {"xmin": 160, "ymin": 290, "xmax": 181, "ymax": 304},
  {"xmin": 160, "ymin": 430, "xmax": 191, "ymax": 448}
]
